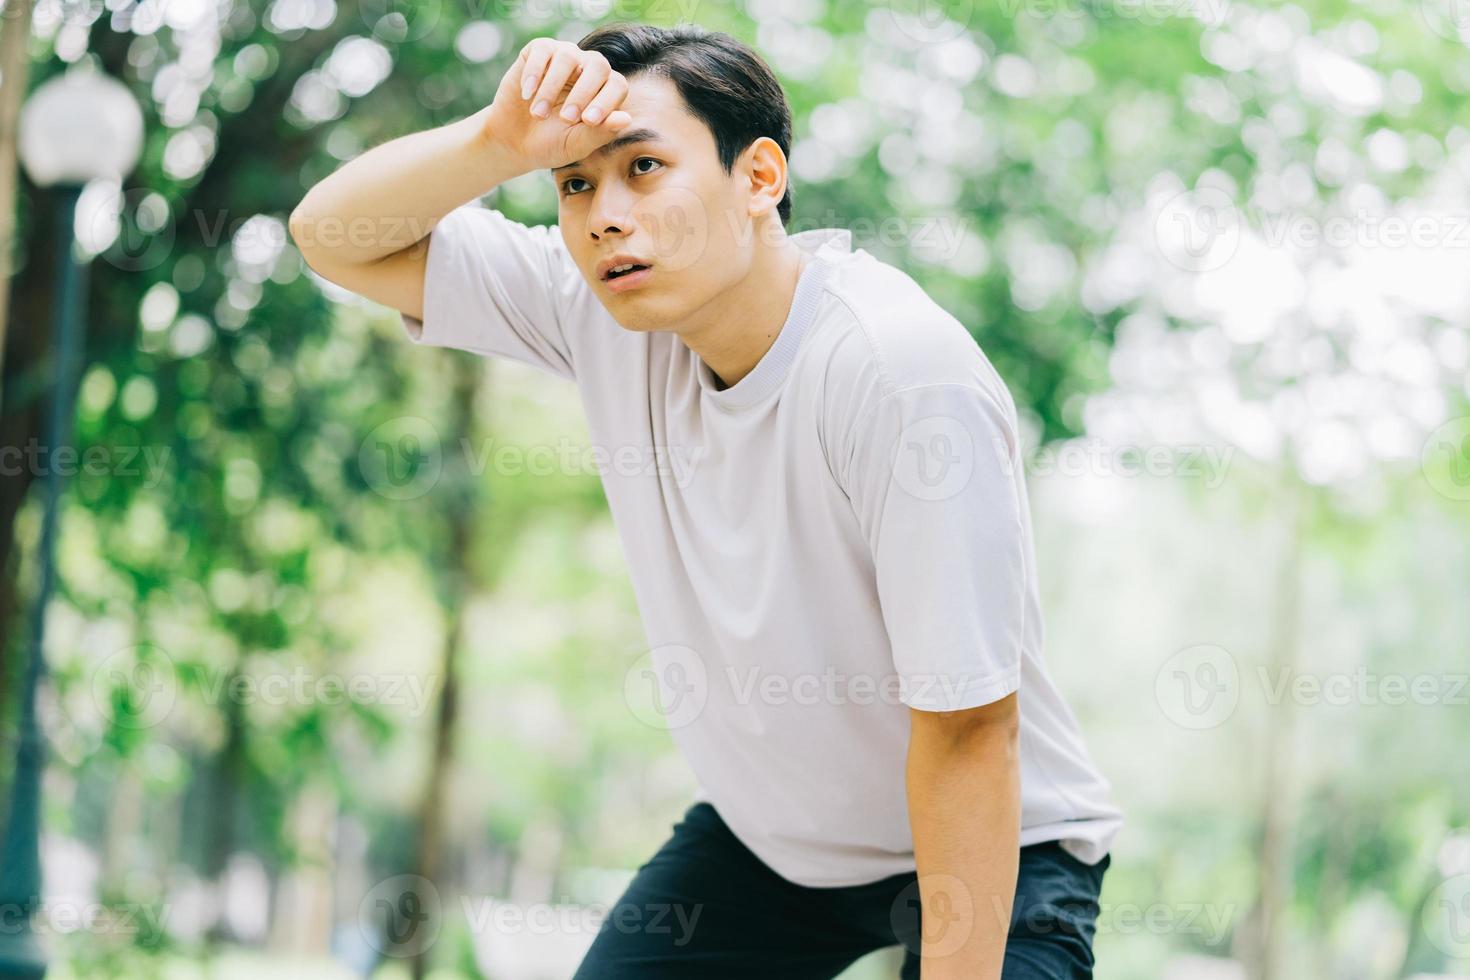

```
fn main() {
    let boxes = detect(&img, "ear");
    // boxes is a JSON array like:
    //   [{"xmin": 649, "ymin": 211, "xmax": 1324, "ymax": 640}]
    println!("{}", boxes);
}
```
[{"xmin": 741, "ymin": 136, "xmax": 789, "ymax": 219}]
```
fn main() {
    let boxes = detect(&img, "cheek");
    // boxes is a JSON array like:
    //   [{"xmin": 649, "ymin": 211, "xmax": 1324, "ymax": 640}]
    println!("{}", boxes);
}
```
[{"xmin": 633, "ymin": 182, "xmax": 716, "ymax": 274}]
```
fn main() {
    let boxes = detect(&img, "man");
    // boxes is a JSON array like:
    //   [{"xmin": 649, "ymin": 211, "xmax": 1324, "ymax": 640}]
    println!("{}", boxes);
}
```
[{"xmin": 290, "ymin": 21, "xmax": 1123, "ymax": 979}]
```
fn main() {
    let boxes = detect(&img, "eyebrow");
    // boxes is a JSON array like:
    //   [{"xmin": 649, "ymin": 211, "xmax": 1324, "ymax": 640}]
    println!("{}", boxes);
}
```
[{"xmin": 550, "ymin": 128, "xmax": 666, "ymax": 174}]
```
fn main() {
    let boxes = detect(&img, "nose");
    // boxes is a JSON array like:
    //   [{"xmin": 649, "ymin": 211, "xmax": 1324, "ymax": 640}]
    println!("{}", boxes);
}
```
[{"xmin": 586, "ymin": 182, "xmax": 638, "ymax": 243}]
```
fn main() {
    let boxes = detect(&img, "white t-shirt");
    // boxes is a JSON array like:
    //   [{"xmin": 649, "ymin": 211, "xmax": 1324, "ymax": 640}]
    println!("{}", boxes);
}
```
[{"xmin": 401, "ymin": 204, "xmax": 1125, "ymax": 887}]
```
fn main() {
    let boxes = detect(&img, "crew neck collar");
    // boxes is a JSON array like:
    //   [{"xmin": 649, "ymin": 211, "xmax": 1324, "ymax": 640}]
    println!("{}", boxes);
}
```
[{"xmin": 692, "ymin": 228, "xmax": 850, "ymax": 412}]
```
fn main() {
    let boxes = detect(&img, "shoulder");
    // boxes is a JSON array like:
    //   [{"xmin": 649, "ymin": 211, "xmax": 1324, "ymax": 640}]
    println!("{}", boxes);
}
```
[
  {"xmin": 809, "ymin": 250, "xmax": 1020, "ymax": 477},
  {"xmin": 430, "ymin": 204, "xmax": 599, "ymax": 304},
  {"xmin": 826, "ymin": 254, "xmax": 983, "ymax": 380}
]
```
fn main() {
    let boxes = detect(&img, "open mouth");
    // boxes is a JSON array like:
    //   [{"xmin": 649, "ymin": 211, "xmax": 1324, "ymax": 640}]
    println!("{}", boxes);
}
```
[{"xmin": 604, "ymin": 263, "xmax": 651, "ymax": 281}]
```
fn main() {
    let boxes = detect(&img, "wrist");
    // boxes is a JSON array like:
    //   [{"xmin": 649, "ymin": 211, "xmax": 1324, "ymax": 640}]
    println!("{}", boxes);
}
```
[{"xmin": 460, "ymin": 105, "xmax": 532, "ymax": 186}]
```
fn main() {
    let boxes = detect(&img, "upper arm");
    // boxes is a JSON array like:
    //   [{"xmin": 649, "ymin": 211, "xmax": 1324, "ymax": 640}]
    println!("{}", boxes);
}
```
[
  {"xmin": 839, "ymin": 380, "xmax": 1028, "ymax": 713},
  {"xmin": 295, "ymin": 204, "xmax": 583, "ymax": 382},
  {"xmin": 299, "ymin": 239, "xmax": 430, "ymax": 322},
  {"xmin": 909, "ymin": 691, "xmax": 1019, "ymax": 743}
]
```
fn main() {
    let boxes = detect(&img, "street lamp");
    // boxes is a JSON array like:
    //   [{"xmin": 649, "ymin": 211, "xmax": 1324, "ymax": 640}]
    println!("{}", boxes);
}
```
[{"xmin": 0, "ymin": 65, "xmax": 143, "ymax": 980}]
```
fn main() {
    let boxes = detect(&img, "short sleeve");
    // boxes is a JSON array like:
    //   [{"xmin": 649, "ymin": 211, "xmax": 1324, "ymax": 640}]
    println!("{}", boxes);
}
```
[
  {"xmin": 839, "ymin": 382, "xmax": 1026, "ymax": 712},
  {"xmin": 400, "ymin": 204, "xmax": 579, "ymax": 381}
]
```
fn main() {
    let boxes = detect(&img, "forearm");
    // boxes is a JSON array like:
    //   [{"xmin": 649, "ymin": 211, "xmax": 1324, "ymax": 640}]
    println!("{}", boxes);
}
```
[
  {"xmin": 906, "ymin": 701, "xmax": 1021, "ymax": 980},
  {"xmin": 289, "ymin": 106, "xmax": 525, "ymax": 267}
]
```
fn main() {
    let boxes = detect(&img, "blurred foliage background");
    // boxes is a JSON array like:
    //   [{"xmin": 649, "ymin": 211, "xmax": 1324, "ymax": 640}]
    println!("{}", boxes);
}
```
[{"xmin": 1, "ymin": 0, "xmax": 1468, "ymax": 978}]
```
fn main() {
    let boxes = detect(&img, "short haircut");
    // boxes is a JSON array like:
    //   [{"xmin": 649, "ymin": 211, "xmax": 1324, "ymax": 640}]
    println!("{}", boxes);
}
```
[{"xmin": 577, "ymin": 22, "xmax": 794, "ymax": 227}]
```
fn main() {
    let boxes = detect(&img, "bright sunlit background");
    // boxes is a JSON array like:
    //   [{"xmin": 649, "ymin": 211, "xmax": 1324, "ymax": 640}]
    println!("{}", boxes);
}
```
[{"xmin": 1, "ymin": 0, "xmax": 1468, "ymax": 978}]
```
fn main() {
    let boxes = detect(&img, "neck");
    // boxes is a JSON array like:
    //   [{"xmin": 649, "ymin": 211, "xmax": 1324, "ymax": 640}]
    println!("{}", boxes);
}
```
[{"xmin": 679, "ymin": 238, "xmax": 810, "ymax": 391}]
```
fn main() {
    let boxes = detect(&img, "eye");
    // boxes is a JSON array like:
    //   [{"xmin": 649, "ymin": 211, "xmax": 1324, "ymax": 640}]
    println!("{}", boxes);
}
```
[{"xmin": 560, "ymin": 158, "xmax": 663, "ymax": 197}]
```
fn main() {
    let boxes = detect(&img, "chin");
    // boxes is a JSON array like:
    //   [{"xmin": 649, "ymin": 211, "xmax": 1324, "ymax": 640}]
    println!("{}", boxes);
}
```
[
  {"xmin": 595, "ymin": 294, "xmax": 681, "ymax": 333},
  {"xmin": 610, "ymin": 311, "xmax": 671, "ymax": 334}
]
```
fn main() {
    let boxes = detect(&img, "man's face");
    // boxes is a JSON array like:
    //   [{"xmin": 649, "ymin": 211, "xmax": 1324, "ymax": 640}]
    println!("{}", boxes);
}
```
[{"xmin": 554, "ymin": 72, "xmax": 762, "ymax": 333}]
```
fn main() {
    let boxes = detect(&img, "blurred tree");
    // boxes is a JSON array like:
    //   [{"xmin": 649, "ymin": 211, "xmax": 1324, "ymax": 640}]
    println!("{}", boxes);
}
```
[
  {"xmin": 0, "ymin": 0, "xmax": 33, "ymax": 391},
  {"xmin": 0, "ymin": 2, "xmax": 1464, "ymax": 977}
]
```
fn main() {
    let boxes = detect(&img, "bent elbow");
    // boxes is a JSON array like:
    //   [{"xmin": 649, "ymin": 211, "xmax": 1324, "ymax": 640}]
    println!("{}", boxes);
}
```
[{"xmin": 288, "ymin": 204, "xmax": 314, "ymax": 259}]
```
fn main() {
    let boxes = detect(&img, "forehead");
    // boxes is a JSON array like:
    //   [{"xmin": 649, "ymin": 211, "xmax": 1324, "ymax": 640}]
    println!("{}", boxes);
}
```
[
  {"xmin": 558, "ymin": 72, "xmax": 709, "ymax": 170},
  {"xmin": 617, "ymin": 71, "xmax": 688, "ymax": 120}
]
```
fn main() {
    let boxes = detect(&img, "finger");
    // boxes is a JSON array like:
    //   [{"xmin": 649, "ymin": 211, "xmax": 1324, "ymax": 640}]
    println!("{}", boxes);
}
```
[
  {"xmin": 518, "ymin": 39, "xmax": 551, "ymax": 101},
  {"xmin": 578, "ymin": 70, "xmax": 629, "ymax": 127},
  {"xmin": 501, "ymin": 49, "xmax": 527, "ymax": 100},
  {"xmin": 559, "ymin": 53, "xmax": 610, "ymax": 123},
  {"xmin": 530, "ymin": 48, "xmax": 579, "ymax": 118},
  {"xmin": 564, "ymin": 109, "xmax": 633, "ymax": 163}
]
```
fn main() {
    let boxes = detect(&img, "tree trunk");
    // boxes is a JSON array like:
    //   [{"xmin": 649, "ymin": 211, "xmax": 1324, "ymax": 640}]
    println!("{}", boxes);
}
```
[
  {"xmin": 1311, "ymin": 787, "xmax": 1352, "ymax": 977},
  {"xmin": 203, "ymin": 665, "xmax": 246, "ymax": 947},
  {"xmin": 409, "ymin": 354, "xmax": 482, "ymax": 979},
  {"xmin": 0, "ymin": 0, "xmax": 34, "ymax": 398},
  {"xmin": 269, "ymin": 777, "xmax": 338, "ymax": 957},
  {"xmin": 1255, "ymin": 474, "xmax": 1306, "ymax": 980}
]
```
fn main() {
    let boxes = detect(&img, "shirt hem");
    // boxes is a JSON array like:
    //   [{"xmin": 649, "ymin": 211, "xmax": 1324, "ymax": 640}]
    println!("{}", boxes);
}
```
[{"xmin": 899, "ymin": 663, "xmax": 1021, "ymax": 711}]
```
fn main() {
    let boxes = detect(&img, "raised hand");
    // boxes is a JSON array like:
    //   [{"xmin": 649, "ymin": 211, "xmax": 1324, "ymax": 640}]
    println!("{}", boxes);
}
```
[{"xmin": 483, "ymin": 37, "xmax": 635, "ymax": 173}]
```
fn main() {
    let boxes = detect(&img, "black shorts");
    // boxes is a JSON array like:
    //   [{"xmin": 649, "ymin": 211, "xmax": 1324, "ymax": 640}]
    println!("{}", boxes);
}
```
[{"xmin": 572, "ymin": 801, "xmax": 1111, "ymax": 979}]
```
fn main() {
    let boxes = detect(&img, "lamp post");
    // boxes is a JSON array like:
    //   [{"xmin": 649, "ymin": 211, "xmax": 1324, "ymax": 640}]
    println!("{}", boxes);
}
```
[{"xmin": 0, "ymin": 66, "xmax": 143, "ymax": 980}]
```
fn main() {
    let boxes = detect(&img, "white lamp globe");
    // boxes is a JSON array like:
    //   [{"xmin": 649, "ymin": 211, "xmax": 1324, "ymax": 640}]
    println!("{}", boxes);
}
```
[{"xmin": 19, "ymin": 68, "xmax": 145, "ymax": 187}]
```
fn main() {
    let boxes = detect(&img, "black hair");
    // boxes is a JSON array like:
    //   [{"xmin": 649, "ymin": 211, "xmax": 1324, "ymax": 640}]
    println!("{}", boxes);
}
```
[{"xmin": 577, "ymin": 22, "xmax": 794, "ymax": 227}]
